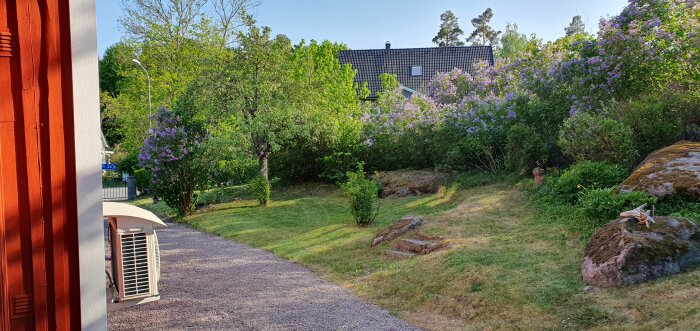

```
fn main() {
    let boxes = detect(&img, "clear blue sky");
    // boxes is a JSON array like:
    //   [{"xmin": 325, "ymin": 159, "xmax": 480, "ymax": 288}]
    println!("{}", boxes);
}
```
[{"xmin": 97, "ymin": 0, "xmax": 628, "ymax": 56}]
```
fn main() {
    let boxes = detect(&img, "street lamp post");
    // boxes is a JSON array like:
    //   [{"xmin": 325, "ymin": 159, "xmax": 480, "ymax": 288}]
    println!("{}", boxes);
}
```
[{"xmin": 132, "ymin": 58, "xmax": 152, "ymax": 128}]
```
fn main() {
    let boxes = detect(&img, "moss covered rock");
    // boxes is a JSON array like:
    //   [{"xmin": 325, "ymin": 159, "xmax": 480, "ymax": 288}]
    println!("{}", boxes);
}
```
[
  {"xmin": 375, "ymin": 169, "xmax": 450, "ymax": 198},
  {"xmin": 582, "ymin": 216, "xmax": 700, "ymax": 287},
  {"xmin": 620, "ymin": 141, "xmax": 700, "ymax": 198}
]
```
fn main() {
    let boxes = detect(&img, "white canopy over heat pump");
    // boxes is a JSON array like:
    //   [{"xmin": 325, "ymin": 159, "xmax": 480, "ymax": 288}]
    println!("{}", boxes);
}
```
[{"xmin": 104, "ymin": 202, "xmax": 166, "ymax": 310}]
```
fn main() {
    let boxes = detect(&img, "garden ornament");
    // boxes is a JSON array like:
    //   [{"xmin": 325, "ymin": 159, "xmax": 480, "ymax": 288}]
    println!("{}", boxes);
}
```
[
  {"xmin": 532, "ymin": 167, "xmax": 545, "ymax": 186},
  {"xmin": 619, "ymin": 204, "xmax": 655, "ymax": 228}
]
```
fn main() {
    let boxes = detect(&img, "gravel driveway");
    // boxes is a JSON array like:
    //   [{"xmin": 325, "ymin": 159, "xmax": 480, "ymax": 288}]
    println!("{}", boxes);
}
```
[{"xmin": 108, "ymin": 222, "xmax": 420, "ymax": 331}]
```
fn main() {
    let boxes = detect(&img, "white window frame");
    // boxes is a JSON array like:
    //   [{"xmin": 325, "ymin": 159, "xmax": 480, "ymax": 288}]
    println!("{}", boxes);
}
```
[{"xmin": 410, "ymin": 65, "xmax": 422, "ymax": 76}]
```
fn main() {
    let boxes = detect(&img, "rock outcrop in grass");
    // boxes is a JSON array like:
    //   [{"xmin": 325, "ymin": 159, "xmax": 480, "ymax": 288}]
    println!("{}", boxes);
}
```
[
  {"xmin": 375, "ymin": 169, "xmax": 450, "ymax": 198},
  {"xmin": 620, "ymin": 141, "xmax": 700, "ymax": 198},
  {"xmin": 582, "ymin": 216, "xmax": 700, "ymax": 287}
]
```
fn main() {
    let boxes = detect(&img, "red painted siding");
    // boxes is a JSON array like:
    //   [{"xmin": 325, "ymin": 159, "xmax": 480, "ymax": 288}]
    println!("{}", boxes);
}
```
[{"xmin": 0, "ymin": 0, "xmax": 81, "ymax": 330}]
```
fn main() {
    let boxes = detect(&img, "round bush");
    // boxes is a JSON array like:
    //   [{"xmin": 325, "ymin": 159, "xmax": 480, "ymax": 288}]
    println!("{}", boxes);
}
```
[
  {"xmin": 558, "ymin": 112, "xmax": 637, "ymax": 167},
  {"xmin": 341, "ymin": 169, "xmax": 380, "ymax": 226},
  {"xmin": 248, "ymin": 175, "xmax": 271, "ymax": 206}
]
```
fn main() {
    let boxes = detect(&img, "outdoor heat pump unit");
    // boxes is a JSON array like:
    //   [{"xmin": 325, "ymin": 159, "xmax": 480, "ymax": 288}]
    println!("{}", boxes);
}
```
[{"xmin": 104, "ymin": 202, "xmax": 166, "ymax": 310}]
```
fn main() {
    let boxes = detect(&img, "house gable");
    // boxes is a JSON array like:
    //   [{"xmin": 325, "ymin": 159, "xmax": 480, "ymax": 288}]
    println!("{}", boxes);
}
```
[{"xmin": 338, "ymin": 45, "xmax": 494, "ymax": 100}]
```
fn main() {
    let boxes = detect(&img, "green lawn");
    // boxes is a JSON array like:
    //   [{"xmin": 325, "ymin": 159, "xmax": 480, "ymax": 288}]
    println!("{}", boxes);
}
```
[{"xmin": 134, "ymin": 182, "xmax": 700, "ymax": 330}]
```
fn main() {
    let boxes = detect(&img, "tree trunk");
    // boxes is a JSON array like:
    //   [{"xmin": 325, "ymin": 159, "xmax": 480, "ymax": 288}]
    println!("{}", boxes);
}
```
[{"xmin": 258, "ymin": 152, "xmax": 269, "ymax": 182}]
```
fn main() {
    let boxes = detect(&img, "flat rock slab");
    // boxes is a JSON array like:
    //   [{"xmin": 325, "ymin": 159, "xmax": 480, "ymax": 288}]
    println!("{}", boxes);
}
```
[
  {"xmin": 108, "ymin": 222, "xmax": 420, "ymax": 331},
  {"xmin": 620, "ymin": 141, "xmax": 700, "ymax": 198},
  {"xmin": 371, "ymin": 216, "xmax": 422, "ymax": 247},
  {"xmin": 582, "ymin": 216, "xmax": 700, "ymax": 287},
  {"xmin": 393, "ymin": 239, "xmax": 442, "ymax": 254}
]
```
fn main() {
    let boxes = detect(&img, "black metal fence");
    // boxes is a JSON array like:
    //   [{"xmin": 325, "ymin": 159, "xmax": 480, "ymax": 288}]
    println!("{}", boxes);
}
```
[{"xmin": 102, "ymin": 177, "xmax": 128, "ymax": 201}]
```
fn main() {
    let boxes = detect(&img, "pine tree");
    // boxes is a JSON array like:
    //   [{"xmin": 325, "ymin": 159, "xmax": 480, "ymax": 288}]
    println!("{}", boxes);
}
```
[
  {"xmin": 565, "ymin": 15, "xmax": 586, "ymax": 36},
  {"xmin": 466, "ymin": 8, "xmax": 502, "ymax": 46},
  {"xmin": 432, "ymin": 10, "xmax": 465, "ymax": 47}
]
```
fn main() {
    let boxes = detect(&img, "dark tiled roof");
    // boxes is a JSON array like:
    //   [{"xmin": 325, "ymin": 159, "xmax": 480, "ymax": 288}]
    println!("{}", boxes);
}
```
[{"xmin": 338, "ymin": 46, "xmax": 494, "ymax": 99}]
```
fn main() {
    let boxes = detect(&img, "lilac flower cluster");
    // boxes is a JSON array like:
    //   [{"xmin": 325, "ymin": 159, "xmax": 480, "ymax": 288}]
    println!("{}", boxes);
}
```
[
  {"xmin": 528, "ymin": 0, "xmax": 700, "ymax": 114},
  {"xmin": 364, "ymin": 59, "xmax": 525, "ymax": 140},
  {"xmin": 138, "ymin": 107, "xmax": 207, "ymax": 179},
  {"xmin": 362, "ymin": 0, "xmax": 699, "ymax": 148}
]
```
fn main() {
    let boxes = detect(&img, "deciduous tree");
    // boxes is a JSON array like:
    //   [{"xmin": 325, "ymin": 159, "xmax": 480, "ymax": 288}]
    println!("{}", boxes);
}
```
[{"xmin": 497, "ymin": 23, "xmax": 529, "ymax": 60}]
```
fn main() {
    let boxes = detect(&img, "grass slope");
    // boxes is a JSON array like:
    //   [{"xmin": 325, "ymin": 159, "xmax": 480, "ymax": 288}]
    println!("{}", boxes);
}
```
[{"xmin": 135, "ymin": 183, "xmax": 700, "ymax": 330}]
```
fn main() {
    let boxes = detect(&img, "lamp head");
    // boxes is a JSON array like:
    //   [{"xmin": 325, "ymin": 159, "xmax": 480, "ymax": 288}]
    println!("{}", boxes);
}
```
[{"xmin": 132, "ymin": 58, "xmax": 141, "ymax": 65}]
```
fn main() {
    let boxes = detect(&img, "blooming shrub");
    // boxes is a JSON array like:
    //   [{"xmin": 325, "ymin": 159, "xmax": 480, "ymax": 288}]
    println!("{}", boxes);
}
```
[
  {"xmin": 362, "ymin": 60, "xmax": 525, "ymax": 171},
  {"xmin": 138, "ymin": 106, "xmax": 211, "ymax": 215}
]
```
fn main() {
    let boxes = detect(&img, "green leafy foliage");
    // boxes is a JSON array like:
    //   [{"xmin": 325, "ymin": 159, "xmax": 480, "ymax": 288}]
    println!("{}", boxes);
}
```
[
  {"xmin": 497, "ymin": 23, "xmax": 530, "ymax": 60},
  {"xmin": 210, "ymin": 158, "xmax": 258, "ymax": 187},
  {"xmin": 317, "ymin": 152, "xmax": 363, "ymax": 183},
  {"xmin": 248, "ymin": 175, "xmax": 271, "ymax": 206},
  {"xmin": 505, "ymin": 123, "xmax": 547, "ymax": 175},
  {"xmin": 116, "ymin": 152, "xmax": 139, "ymax": 175},
  {"xmin": 578, "ymin": 187, "xmax": 657, "ymax": 223},
  {"xmin": 558, "ymin": 112, "xmax": 637, "ymax": 167},
  {"xmin": 196, "ymin": 186, "xmax": 249, "ymax": 207},
  {"xmin": 655, "ymin": 196, "xmax": 700, "ymax": 222},
  {"xmin": 612, "ymin": 94, "xmax": 686, "ymax": 159},
  {"xmin": 341, "ymin": 169, "xmax": 380, "ymax": 226},
  {"xmin": 133, "ymin": 168, "xmax": 151, "ymax": 193},
  {"xmin": 553, "ymin": 161, "xmax": 629, "ymax": 203}
]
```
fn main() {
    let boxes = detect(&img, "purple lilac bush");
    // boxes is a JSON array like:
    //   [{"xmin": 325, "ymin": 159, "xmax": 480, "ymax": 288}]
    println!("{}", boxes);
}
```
[
  {"xmin": 361, "ymin": 0, "xmax": 699, "ymax": 171},
  {"xmin": 138, "ymin": 106, "xmax": 211, "ymax": 215}
]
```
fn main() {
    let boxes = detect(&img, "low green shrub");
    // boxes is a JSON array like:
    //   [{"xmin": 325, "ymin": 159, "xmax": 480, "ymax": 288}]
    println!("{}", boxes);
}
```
[
  {"xmin": 655, "ymin": 195, "xmax": 700, "ymax": 221},
  {"xmin": 578, "ymin": 187, "xmax": 657, "ymax": 223},
  {"xmin": 133, "ymin": 168, "xmax": 151, "ymax": 193},
  {"xmin": 116, "ymin": 152, "xmax": 139, "ymax": 175},
  {"xmin": 210, "ymin": 158, "xmax": 258, "ymax": 187},
  {"xmin": 317, "ymin": 151, "xmax": 362, "ymax": 183},
  {"xmin": 505, "ymin": 123, "xmax": 547, "ymax": 175},
  {"xmin": 613, "ymin": 95, "xmax": 684, "ymax": 160},
  {"xmin": 558, "ymin": 112, "xmax": 637, "ymax": 167},
  {"xmin": 195, "ymin": 186, "xmax": 249, "ymax": 207},
  {"xmin": 248, "ymin": 175, "xmax": 271, "ymax": 206},
  {"xmin": 553, "ymin": 161, "xmax": 629, "ymax": 203},
  {"xmin": 341, "ymin": 168, "xmax": 380, "ymax": 226}
]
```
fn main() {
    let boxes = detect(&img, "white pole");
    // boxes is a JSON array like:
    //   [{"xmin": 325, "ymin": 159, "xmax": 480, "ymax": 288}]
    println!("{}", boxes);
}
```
[{"xmin": 132, "ymin": 59, "xmax": 153, "ymax": 128}]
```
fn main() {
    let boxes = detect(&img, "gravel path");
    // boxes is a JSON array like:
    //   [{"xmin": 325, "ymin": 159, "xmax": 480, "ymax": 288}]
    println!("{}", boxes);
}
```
[{"xmin": 108, "ymin": 222, "xmax": 420, "ymax": 331}]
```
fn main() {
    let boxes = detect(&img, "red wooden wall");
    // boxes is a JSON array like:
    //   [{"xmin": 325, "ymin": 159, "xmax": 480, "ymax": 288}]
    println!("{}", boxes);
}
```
[{"xmin": 0, "ymin": 0, "xmax": 82, "ymax": 330}]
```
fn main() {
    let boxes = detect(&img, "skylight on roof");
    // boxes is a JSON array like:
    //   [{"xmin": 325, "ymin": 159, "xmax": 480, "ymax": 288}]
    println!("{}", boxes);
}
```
[{"xmin": 410, "ymin": 65, "xmax": 422, "ymax": 76}]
